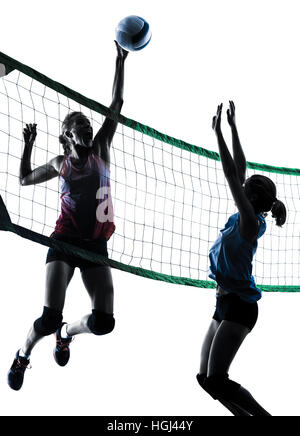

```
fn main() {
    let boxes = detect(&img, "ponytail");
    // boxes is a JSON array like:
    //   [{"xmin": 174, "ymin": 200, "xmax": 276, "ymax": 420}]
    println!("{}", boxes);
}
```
[
  {"xmin": 271, "ymin": 199, "xmax": 287, "ymax": 227},
  {"xmin": 245, "ymin": 175, "xmax": 287, "ymax": 227}
]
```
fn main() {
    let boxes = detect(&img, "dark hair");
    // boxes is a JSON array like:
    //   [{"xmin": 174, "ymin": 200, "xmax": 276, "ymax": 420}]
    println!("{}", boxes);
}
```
[
  {"xmin": 59, "ymin": 112, "xmax": 88, "ymax": 156},
  {"xmin": 244, "ymin": 175, "xmax": 286, "ymax": 227}
]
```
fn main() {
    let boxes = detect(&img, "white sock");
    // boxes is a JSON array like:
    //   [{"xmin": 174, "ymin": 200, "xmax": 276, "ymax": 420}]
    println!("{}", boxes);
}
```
[
  {"xmin": 19, "ymin": 349, "xmax": 30, "ymax": 360},
  {"xmin": 60, "ymin": 324, "xmax": 71, "ymax": 339}
]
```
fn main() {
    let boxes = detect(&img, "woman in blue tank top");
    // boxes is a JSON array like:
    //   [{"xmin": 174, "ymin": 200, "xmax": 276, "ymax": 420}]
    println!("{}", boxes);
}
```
[{"xmin": 196, "ymin": 102, "xmax": 286, "ymax": 416}]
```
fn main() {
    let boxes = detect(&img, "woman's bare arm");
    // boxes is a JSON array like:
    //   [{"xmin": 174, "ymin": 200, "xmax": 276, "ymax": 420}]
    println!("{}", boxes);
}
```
[
  {"xmin": 212, "ymin": 104, "xmax": 258, "ymax": 243},
  {"xmin": 20, "ymin": 123, "xmax": 64, "ymax": 186},
  {"xmin": 93, "ymin": 41, "xmax": 128, "ymax": 164},
  {"xmin": 227, "ymin": 101, "xmax": 246, "ymax": 185}
]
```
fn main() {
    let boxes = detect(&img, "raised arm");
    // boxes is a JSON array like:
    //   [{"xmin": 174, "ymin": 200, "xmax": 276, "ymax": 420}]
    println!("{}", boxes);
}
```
[
  {"xmin": 20, "ymin": 123, "xmax": 63, "ymax": 186},
  {"xmin": 213, "ymin": 104, "xmax": 258, "ymax": 242},
  {"xmin": 93, "ymin": 41, "xmax": 129, "ymax": 163},
  {"xmin": 227, "ymin": 101, "xmax": 246, "ymax": 185}
]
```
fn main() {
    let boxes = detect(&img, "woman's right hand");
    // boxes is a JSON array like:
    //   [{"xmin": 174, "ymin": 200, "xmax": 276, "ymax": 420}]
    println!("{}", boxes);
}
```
[
  {"xmin": 212, "ymin": 104, "xmax": 223, "ymax": 134},
  {"xmin": 227, "ymin": 100, "xmax": 236, "ymax": 128},
  {"xmin": 23, "ymin": 123, "xmax": 37, "ymax": 146}
]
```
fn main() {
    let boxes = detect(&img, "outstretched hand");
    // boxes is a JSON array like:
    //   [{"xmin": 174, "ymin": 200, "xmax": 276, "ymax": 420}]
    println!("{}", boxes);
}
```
[
  {"xmin": 227, "ymin": 100, "xmax": 236, "ymax": 128},
  {"xmin": 212, "ymin": 104, "xmax": 223, "ymax": 134},
  {"xmin": 114, "ymin": 40, "xmax": 129, "ymax": 61},
  {"xmin": 23, "ymin": 123, "xmax": 37, "ymax": 146}
]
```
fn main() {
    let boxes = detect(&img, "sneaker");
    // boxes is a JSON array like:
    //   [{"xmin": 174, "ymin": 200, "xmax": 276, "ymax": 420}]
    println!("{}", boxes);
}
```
[
  {"xmin": 53, "ymin": 323, "xmax": 73, "ymax": 367},
  {"xmin": 8, "ymin": 350, "xmax": 31, "ymax": 391}
]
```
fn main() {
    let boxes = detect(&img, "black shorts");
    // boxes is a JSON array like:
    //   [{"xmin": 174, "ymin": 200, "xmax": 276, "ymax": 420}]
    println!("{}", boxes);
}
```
[
  {"xmin": 46, "ymin": 233, "xmax": 109, "ymax": 272},
  {"xmin": 212, "ymin": 292, "xmax": 258, "ymax": 332}
]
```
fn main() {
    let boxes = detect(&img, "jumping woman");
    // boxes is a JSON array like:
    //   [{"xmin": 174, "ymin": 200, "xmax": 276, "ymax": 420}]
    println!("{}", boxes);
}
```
[
  {"xmin": 196, "ymin": 102, "xmax": 286, "ymax": 416},
  {"xmin": 8, "ymin": 41, "xmax": 128, "ymax": 390}
]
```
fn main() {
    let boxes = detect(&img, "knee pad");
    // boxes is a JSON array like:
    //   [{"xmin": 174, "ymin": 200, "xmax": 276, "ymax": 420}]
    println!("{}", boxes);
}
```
[
  {"xmin": 197, "ymin": 373, "xmax": 218, "ymax": 400},
  {"xmin": 204, "ymin": 374, "xmax": 241, "ymax": 400},
  {"xmin": 87, "ymin": 310, "xmax": 115, "ymax": 336},
  {"xmin": 196, "ymin": 373, "xmax": 207, "ymax": 390},
  {"xmin": 34, "ymin": 306, "xmax": 63, "ymax": 336}
]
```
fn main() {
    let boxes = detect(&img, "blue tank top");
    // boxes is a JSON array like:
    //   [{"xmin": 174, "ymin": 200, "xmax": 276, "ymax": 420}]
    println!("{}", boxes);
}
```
[{"xmin": 209, "ymin": 212, "xmax": 266, "ymax": 303}]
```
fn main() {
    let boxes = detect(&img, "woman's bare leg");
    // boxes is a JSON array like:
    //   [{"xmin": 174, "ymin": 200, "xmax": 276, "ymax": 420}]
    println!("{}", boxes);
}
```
[
  {"xmin": 22, "ymin": 261, "xmax": 74, "ymax": 355},
  {"xmin": 207, "ymin": 320, "xmax": 249, "ymax": 376},
  {"xmin": 66, "ymin": 265, "xmax": 114, "ymax": 336},
  {"xmin": 206, "ymin": 320, "xmax": 271, "ymax": 416},
  {"xmin": 197, "ymin": 319, "xmax": 250, "ymax": 416},
  {"xmin": 199, "ymin": 319, "xmax": 220, "ymax": 375}
]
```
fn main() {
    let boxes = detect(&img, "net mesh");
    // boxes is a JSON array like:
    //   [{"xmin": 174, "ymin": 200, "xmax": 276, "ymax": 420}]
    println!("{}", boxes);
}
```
[{"xmin": 0, "ymin": 59, "xmax": 300, "ymax": 291}]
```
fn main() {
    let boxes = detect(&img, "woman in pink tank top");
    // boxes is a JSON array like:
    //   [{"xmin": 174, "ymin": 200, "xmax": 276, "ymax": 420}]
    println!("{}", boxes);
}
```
[
  {"xmin": 55, "ymin": 140, "xmax": 116, "ymax": 240},
  {"xmin": 8, "ymin": 41, "xmax": 128, "ymax": 391}
]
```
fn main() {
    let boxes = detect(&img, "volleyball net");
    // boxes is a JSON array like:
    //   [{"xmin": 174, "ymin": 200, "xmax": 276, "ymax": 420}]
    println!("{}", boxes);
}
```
[{"xmin": 0, "ymin": 51, "xmax": 300, "ymax": 292}]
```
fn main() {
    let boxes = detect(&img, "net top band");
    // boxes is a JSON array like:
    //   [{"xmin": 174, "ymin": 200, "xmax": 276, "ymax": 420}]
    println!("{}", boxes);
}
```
[{"xmin": 0, "ymin": 50, "xmax": 299, "ymax": 177}]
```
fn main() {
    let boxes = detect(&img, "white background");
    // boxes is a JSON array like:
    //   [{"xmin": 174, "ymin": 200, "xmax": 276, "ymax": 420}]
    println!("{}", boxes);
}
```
[{"xmin": 0, "ymin": 0, "xmax": 300, "ymax": 416}]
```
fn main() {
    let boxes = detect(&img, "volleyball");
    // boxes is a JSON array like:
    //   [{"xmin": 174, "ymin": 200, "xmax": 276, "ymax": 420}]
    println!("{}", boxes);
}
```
[{"xmin": 115, "ymin": 15, "xmax": 152, "ymax": 51}]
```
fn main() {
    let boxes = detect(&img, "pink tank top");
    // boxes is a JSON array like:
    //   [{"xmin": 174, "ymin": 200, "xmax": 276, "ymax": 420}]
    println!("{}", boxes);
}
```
[{"xmin": 54, "ymin": 152, "xmax": 115, "ymax": 240}]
